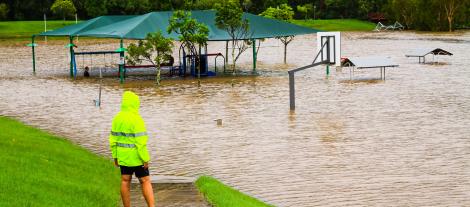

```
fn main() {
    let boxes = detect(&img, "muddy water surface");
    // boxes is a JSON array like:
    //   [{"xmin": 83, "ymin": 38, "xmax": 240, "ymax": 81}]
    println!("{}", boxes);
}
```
[{"xmin": 1, "ymin": 32, "xmax": 470, "ymax": 206}]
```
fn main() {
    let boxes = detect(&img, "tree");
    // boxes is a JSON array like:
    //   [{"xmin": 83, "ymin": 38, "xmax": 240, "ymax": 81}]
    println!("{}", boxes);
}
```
[
  {"xmin": 358, "ymin": 0, "xmax": 373, "ymax": 18},
  {"xmin": 263, "ymin": 0, "xmax": 288, "ymax": 10},
  {"xmin": 296, "ymin": 3, "xmax": 313, "ymax": 20},
  {"xmin": 0, "ymin": 3, "xmax": 9, "ymax": 20},
  {"xmin": 387, "ymin": 0, "xmax": 418, "ymax": 29},
  {"xmin": 260, "ymin": 3, "xmax": 294, "ymax": 20},
  {"xmin": 296, "ymin": 5, "xmax": 308, "ymax": 20},
  {"xmin": 105, "ymin": 0, "xmax": 151, "ymax": 15},
  {"xmin": 242, "ymin": 0, "xmax": 252, "ymax": 12},
  {"xmin": 385, "ymin": 0, "xmax": 468, "ymax": 31},
  {"xmin": 126, "ymin": 31, "xmax": 174, "ymax": 86},
  {"xmin": 83, "ymin": 0, "xmax": 107, "ymax": 17},
  {"xmin": 193, "ymin": 0, "xmax": 220, "ymax": 10},
  {"xmin": 168, "ymin": 10, "xmax": 209, "ymax": 85},
  {"xmin": 304, "ymin": 3, "xmax": 314, "ymax": 18},
  {"xmin": 215, "ymin": 0, "xmax": 251, "ymax": 74},
  {"xmin": 260, "ymin": 4, "xmax": 294, "ymax": 64},
  {"xmin": 443, "ymin": 0, "xmax": 465, "ymax": 32},
  {"xmin": 51, "ymin": 0, "xmax": 76, "ymax": 21}
]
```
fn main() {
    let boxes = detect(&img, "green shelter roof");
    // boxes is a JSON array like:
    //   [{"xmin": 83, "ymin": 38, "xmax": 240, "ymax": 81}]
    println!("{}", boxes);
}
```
[
  {"xmin": 37, "ymin": 15, "xmax": 136, "ymax": 36},
  {"xmin": 37, "ymin": 10, "xmax": 320, "ymax": 41}
]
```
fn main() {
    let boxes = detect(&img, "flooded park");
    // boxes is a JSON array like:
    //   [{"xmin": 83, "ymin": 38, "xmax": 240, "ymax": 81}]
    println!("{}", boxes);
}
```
[{"xmin": 1, "ymin": 31, "xmax": 470, "ymax": 206}]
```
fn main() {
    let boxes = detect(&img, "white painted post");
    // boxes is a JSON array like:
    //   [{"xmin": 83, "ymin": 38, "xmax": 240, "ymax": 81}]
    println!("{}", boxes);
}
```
[
  {"xmin": 44, "ymin": 13, "xmax": 47, "ymax": 42},
  {"xmin": 75, "ymin": 14, "xmax": 79, "ymax": 42}
]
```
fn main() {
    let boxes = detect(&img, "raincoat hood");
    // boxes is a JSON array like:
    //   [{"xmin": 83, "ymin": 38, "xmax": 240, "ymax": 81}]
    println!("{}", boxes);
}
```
[{"xmin": 121, "ymin": 91, "xmax": 140, "ymax": 114}]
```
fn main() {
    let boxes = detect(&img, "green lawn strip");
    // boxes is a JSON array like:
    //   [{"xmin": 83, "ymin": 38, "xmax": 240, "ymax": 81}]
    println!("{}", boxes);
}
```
[
  {"xmin": 0, "ymin": 18, "xmax": 374, "ymax": 41},
  {"xmin": 0, "ymin": 116, "xmax": 120, "ymax": 207},
  {"xmin": 291, "ymin": 19, "xmax": 376, "ymax": 31},
  {"xmin": 0, "ymin": 20, "xmax": 79, "ymax": 39},
  {"xmin": 196, "ymin": 176, "xmax": 274, "ymax": 207}
]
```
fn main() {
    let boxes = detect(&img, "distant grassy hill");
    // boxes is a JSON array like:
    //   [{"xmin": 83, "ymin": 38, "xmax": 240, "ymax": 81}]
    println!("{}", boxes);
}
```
[
  {"xmin": 0, "ymin": 20, "xmax": 78, "ymax": 39},
  {"xmin": 291, "ymin": 19, "xmax": 376, "ymax": 31}
]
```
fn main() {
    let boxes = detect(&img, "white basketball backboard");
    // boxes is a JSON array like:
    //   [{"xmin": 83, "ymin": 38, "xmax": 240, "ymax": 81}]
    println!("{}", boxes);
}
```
[{"xmin": 316, "ymin": 32, "xmax": 341, "ymax": 67}]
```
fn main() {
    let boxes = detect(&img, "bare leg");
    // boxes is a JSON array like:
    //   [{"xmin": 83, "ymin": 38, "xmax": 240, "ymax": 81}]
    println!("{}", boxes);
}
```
[
  {"xmin": 121, "ymin": 175, "xmax": 132, "ymax": 207},
  {"xmin": 139, "ymin": 176, "xmax": 155, "ymax": 207}
]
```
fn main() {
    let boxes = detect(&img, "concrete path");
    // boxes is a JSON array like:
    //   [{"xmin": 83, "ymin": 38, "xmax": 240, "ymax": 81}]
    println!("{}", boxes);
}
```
[{"xmin": 126, "ymin": 176, "xmax": 210, "ymax": 207}]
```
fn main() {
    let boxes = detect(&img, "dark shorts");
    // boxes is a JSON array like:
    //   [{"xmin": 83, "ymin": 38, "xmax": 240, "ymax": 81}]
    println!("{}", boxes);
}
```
[{"xmin": 119, "ymin": 165, "xmax": 149, "ymax": 178}]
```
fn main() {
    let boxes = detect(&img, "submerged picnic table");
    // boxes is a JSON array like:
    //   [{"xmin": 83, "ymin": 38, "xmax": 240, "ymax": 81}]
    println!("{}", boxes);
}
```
[
  {"xmin": 342, "ymin": 56, "xmax": 399, "ymax": 80},
  {"xmin": 405, "ymin": 48, "xmax": 453, "ymax": 64}
]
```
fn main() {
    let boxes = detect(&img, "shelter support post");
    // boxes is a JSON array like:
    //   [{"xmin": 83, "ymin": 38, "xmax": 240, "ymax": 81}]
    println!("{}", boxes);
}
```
[
  {"xmin": 32, "ymin": 35, "xmax": 36, "ymax": 74},
  {"xmin": 197, "ymin": 44, "xmax": 201, "ymax": 86},
  {"xmin": 383, "ymin": 67, "xmax": 386, "ymax": 80},
  {"xmin": 69, "ymin": 36, "xmax": 74, "ymax": 78},
  {"xmin": 252, "ymin": 39, "xmax": 257, "ymax": 73},
  {"xmin": 289, "ymin": 71, "xmax": 295, "ymax": 110},
  {"xmin": 119, "ymin": 39, "xmax": 124, "ymax": 84},
  {"xmin": 182, "ymin": 50, "xmax": 187, "ymax": 75},
  {"xmin": 326, "ymin": 65, "xmax": 330, "ymax": 75},
  {"xmin": 225, "ymin": 41, "xmax": 228, "ymax": 64}
]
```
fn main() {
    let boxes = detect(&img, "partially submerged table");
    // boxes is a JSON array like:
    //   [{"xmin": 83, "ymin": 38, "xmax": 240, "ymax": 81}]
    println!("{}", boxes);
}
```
[
  {"xmin": 405, "ymin": 48, "xmax": 453, "ymax": 64},
  {"xmin": 342, "ymin": 56, "xmax": 399, "ymax": 80}
]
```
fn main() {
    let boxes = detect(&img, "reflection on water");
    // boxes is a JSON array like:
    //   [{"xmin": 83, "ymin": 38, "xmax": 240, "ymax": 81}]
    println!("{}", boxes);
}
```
[{"xmin": 1, "ymin": 31, "xmax": 470, "ymax": 206}]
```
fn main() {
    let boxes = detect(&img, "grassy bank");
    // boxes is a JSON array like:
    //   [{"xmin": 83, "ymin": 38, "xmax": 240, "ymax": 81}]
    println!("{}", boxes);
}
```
[
  {"xmin": 196, "ymin": 176, "xmax": 273, "ymax": 207},
  {"xmin": 0, "ymin": 20, "xmax": 78, "ymax": 39},
  {"xmin": 0, "ymin": 116, "xmax": 120, "ymax": 207},
  {"xmin": 291, "ymin": 19, "xmax": 376, "ymax": 31}
]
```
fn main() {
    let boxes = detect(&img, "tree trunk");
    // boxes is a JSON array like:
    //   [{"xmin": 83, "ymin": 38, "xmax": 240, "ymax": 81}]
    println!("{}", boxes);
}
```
[
  {"xmin": 231, "ymin": 40, "xmax": 236, "ymax": 75},
  {"xmin": 156, "ymin": 65, "xmax": 161, "ymax": 85},
  {"xmin": 444, "ymin": 0, "xmax": 458, "ymax": 32},
  {"xmin": 448, "ymin": 16, "xmax": 453, "ymax": 32}
]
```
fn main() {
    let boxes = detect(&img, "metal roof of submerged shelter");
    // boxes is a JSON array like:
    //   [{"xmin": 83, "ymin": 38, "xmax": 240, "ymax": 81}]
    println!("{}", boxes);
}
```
[
  {"xmin": 405, "ymin": 48, "xmax": 453, "ymax": 57},
  {"xmin": 341, "ymin": 56, "xmax": 399, "ymax": 80},
  {"xmin": 405, "ymin": 48, "xmax": 453, "ymax": 64},
  {"xmin": 341, "ymin": 56, "xmax": 399, "ymax": 68},
  {"xmin": 37, "ymin": 10, "xmax": 320, "ymax": 40}
]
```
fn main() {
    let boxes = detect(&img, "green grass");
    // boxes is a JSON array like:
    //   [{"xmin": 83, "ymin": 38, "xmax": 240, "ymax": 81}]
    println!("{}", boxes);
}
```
[
  {"xmin": 196, "ymin": 176, "xmax": 273, "ymax": 207},
  {"xmin": 0, "ymin": 20, "xmax": 79, "ymax": 39},
  {"xmin": 291, "ymin": 19, "xmax": 376, "ymax": 31},
  {"xmin": 0, "ymin": 116, "xmax": 120, "ymax": 207}
]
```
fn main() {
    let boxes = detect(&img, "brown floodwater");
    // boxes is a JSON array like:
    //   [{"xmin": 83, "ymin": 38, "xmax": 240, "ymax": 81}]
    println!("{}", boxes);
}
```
[{"xmin": 1, "ymin": 31, "xmax": 470, "ymax": 206}]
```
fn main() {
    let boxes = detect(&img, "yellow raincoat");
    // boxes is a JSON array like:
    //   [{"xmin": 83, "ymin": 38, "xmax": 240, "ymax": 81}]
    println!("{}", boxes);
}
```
[{"xmin": 109, "ymin": 91, "xmax": 150, "ymax": 166}]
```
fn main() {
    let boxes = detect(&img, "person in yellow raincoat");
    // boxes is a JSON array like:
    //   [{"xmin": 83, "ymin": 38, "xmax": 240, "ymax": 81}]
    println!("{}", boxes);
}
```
[{"xmin": 110, "ymin": 91, "xmax": 154, "ymax": 207}]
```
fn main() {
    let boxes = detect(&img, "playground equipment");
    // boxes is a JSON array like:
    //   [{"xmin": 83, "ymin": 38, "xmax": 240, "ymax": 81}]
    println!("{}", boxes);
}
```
[
  {"xmin": 374, "ymin": 21, "xmax": 404, "ymax": 31},
  {"xmin": 74, "ymin": 50, "xmax": 121, "ymax": 76},
  {"xmin": 31, "ymin": 11, "xmax": 320, "ymax": 83},
  {"xmin": 405, "ymin": 48, "xmax": 453, "ymax": 64},
  {"xmin": 73, "ymin": 49, "xmax": 119, "ymax": 107}
]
